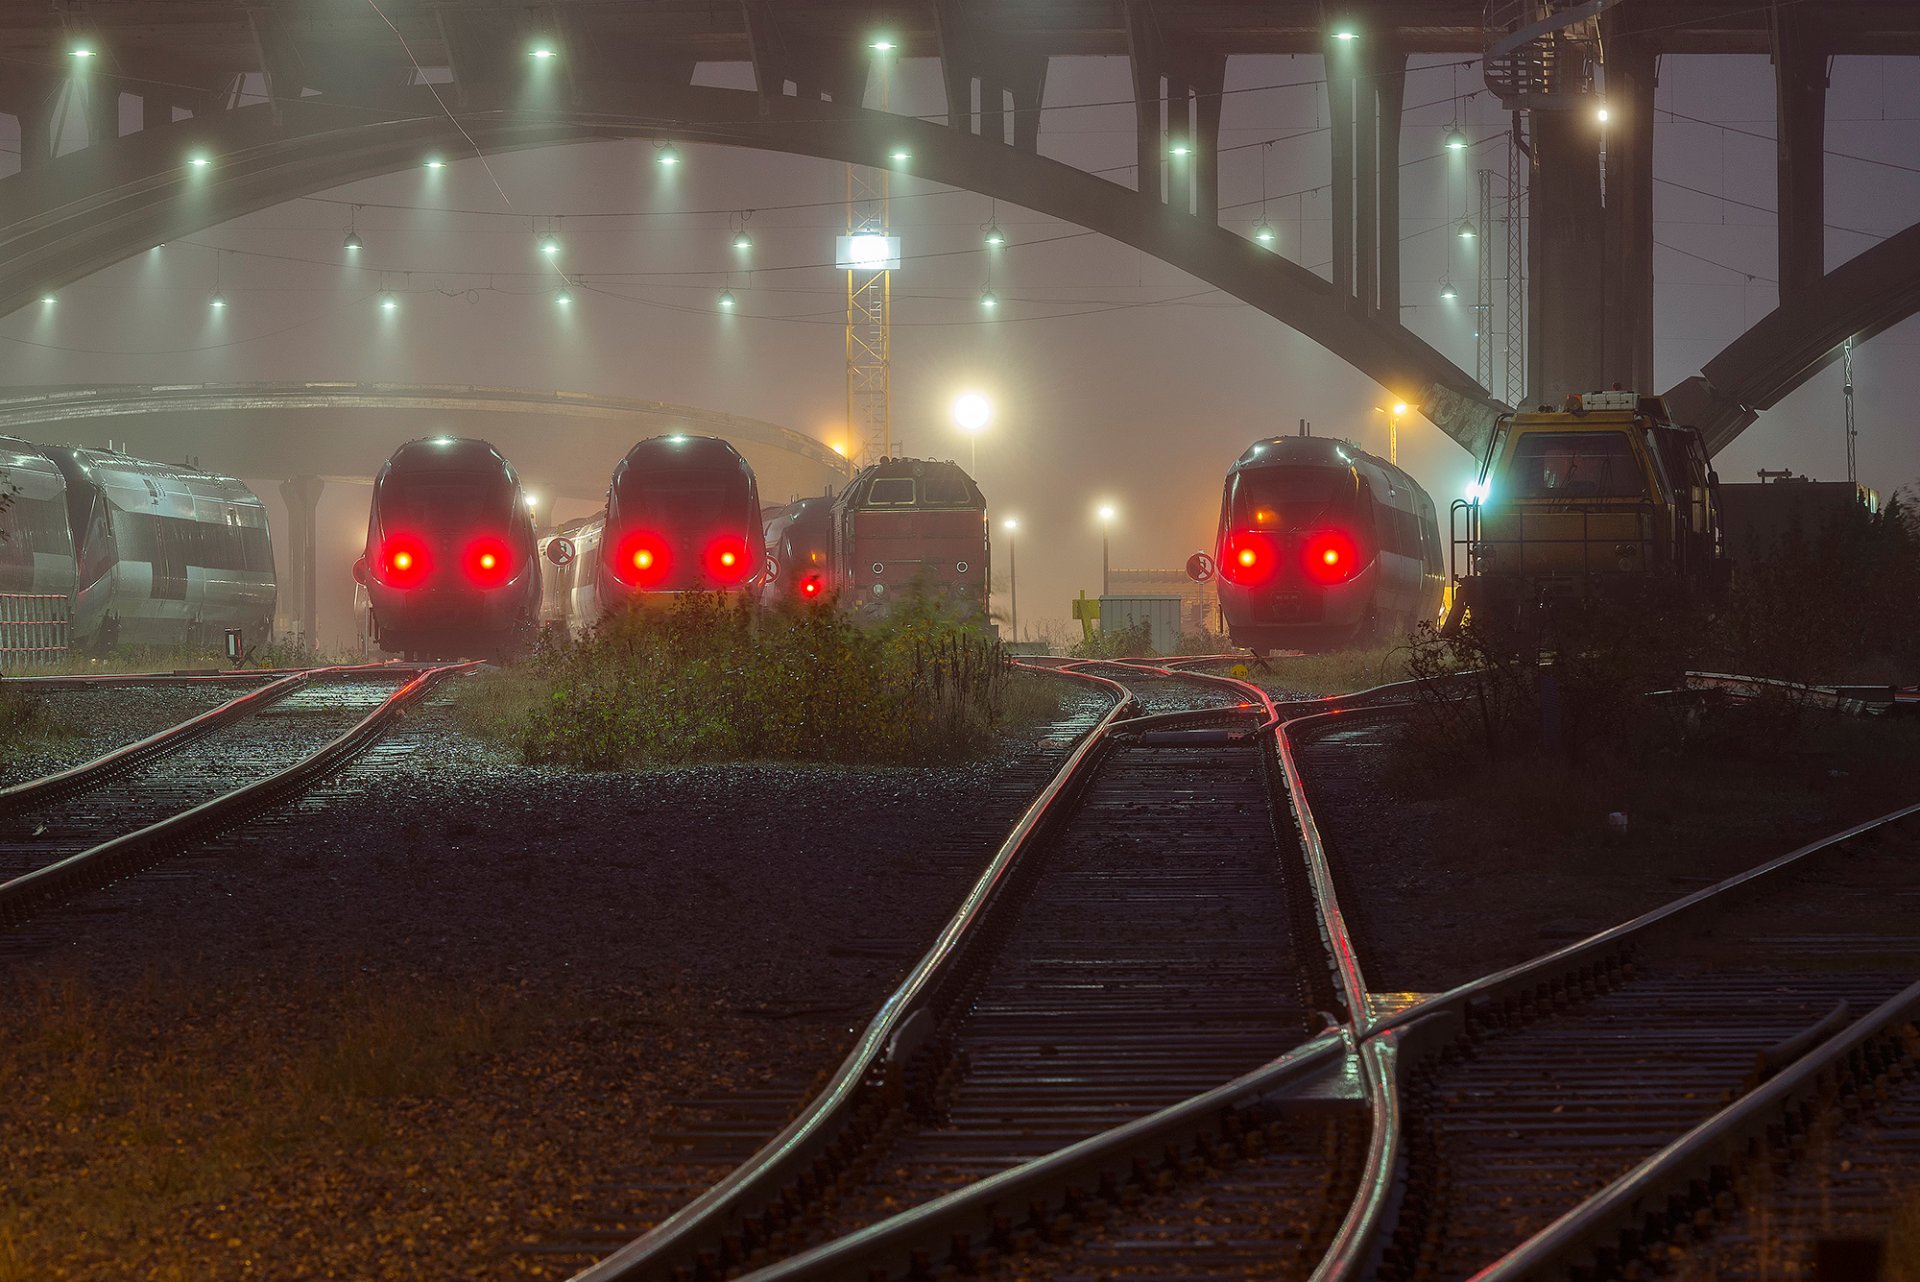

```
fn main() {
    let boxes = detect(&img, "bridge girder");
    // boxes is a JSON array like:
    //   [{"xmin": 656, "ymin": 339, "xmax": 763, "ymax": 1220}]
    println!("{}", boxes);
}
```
[
  {"xmin": 1663, "ymin": 223, "xmax": 1920, "ymax": 456},
  {"xmin": 0, "ymin": 80, "xmax": 1509, "ymax": 456}
]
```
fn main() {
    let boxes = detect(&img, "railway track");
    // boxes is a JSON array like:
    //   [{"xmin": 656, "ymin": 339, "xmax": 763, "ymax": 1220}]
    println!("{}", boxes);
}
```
[
  {"xmin": 0, "ymin": 663, "xmax": 474, "ymax": 926},
  {"xmin": 558, "ymin": 661, "xmax": 1373, "ymax": 1282}
]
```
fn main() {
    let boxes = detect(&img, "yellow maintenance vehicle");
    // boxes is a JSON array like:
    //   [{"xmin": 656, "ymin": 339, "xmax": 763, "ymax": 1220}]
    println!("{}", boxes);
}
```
[{"xmin": 1443, "ymin": 390, "xmax": 1729, "ymax": 634}]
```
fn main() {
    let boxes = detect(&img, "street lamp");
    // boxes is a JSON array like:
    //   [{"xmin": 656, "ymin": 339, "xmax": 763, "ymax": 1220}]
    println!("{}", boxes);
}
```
[
  {"xmin": 1002, "ymin": 517, "xmax": 1019, "ymax": 642},
  {"xmin": 1374, "ymin": 401, "xmax": 1410, "ymax": 464},
  {"xmin": 951, "ymin": 391, "xmax": 992, "ymax": 474},
  {"xmin": 1097, "ymin": 503, "xmax": 1117, "ymax": 597}
]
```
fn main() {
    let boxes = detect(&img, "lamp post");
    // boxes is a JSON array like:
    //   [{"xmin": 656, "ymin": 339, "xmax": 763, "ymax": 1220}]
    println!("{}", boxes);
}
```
[
  {"xmin": 1097, "ymin": 503, "xmax": 1117, "ymax": 597},
  {"xmin": 951, "ymin": 390, "xmax": 992, "ymax": 475},
  {"xmin": 1002, "ymin": 517, "xmax": 1019, "ymax": 642},
  {"xmin": 1374, "ymin": 401, "xmax": 1410, "ymax": 465}
]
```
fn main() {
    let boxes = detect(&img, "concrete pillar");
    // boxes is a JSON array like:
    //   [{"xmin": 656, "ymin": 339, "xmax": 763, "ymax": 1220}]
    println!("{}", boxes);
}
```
[
  {"xmin": 1124, "ymin": 0, "xmax": 1163, "ymax": 206},
  {"xmin": 1602, "ymin": 29, "xmax": 1658, "ymax": 392},
  {"xmin": 1527, "ymin": 44, "xmax": 1607, "ymax": 403},
  {"xmin": 1326, "ymin": 37, "xmax": 1357, "ymax": 302},
  {"xmin": 83, "ymin": 82, "xmax": 118, "ymax": 145},
  {"xmin": 15, "ymin": 86, "xmax": 54, "ymax": 171},
  {"xmin": 1192, "ymin": 54, "xmax": 1226, "ymax": 224},
  {"xmin": 1772, "ymin": 9, "xmax": 1827, "ymax": 302},
  {"xmin": 1374, "ymin": 43, "xmax": 1407, "ymax": 321},
  {"xmin": 279, "ymin": 476, "xmax": 325, "ymax": 649}
]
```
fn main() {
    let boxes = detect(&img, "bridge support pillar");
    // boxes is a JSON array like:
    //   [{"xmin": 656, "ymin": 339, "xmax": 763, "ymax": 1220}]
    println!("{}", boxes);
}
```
[
  {"xmin": 1601, "ymin": 24, "xmax": 1658, "ymax": 393},
  {"xmin": 1326, "ymin": 35, "xmax": 1407, "ymax": 320},
  {"xmin": 1527, "ymin": 52, "xmax": 1606, "ymax": 404},
  {"xmin": 1772, "ymin": 9, "xmax": 1827, "ymax": 303},
  {"xmin": 0, "ymin": 73, "xmax": 57, "ymax": 171},
  {"xmin": 279, "ymin": 476, "xmax": 325, "ymax": 651}
]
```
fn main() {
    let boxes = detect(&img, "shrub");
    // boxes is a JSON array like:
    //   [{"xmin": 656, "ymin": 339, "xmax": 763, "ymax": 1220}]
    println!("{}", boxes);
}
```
[
  {"xmin": 1070, "ymin": 618, "xmax": 1152, "ymax": 660},
  {"xmin": 500, "ymin": 591, "xmax": 1014, "ymax": 767}
]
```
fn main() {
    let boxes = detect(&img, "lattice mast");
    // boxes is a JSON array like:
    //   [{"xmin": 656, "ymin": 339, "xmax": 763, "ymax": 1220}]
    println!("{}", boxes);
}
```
[
  {"xmin": 845, "ymin": 162, "xmax": 892, "ymax": 465},
  {"xmin": 846, "ymin": 56, "xmax": 893, "ymax": 466}
]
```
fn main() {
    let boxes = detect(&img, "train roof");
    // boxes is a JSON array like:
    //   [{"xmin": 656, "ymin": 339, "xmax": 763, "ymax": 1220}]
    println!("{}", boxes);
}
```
[
  {"xmin": 40, "ymin": 444, "xmax": 264, "ymax": 511},
  {"xmin": 382, "ymin": 436, "xmax": 516, "ymax": 476},
  {"xmin": 1230, "ymin": 434, "xmax": 1429, "ymax": 498},
  {"xmin": 0, "ymin": 435, "xmax": 59, "ymax": 474},
  {"xmin": 840, "ymin": 457, "xmax": 984, "ymax": 509},
  {"xmin": 616, "ymin": 433, "xmax": 752, "ymax": 474}
]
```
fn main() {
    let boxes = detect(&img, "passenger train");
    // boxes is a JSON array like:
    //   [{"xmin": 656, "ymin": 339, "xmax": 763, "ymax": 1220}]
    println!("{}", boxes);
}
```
[
  {"xmin": 1, "ymin": 436, "xmax": 276, "ymax": 650},
  {"xmin": 354, "ymin": 436, "xmax": 542, "ymax": 659},
  {"xmin": 1191, "ymin": 434, "xmax": 1444, "ymax": 652},
  {"xmin": 760, "ymin": 494, "xmax": 833, "ymax": 604},
  {"xmin": 541, "ymin": 434, "xmax": 765, "ymax": 634}
]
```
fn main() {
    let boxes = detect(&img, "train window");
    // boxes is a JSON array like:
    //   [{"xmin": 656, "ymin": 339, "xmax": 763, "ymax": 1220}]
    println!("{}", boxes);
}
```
[
  {"xmin": 616, "ymin": 468, "xmax": 742, "ymax": 526},
  {"xmin": 868, "ymin": 477, "xmax": 915, "ymax": 506},
  {"xmin": 1508, "ymin": 432, "xmax": 1647, "ymax": 500},
  {"xmin": 922, "ymin": 471, "xmax": 972, "ymax": 506},
  {"xmin": 1231, "ymin": 468, "xmax": 1350, "ymax": 529},
  {"xmin": 382, "ymin": 472, "xmax": 514, "ymax": 529}
]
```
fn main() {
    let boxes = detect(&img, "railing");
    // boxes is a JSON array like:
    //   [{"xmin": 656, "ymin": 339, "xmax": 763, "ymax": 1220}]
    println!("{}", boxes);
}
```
[
  {"xmin": 0, "ymin": 593, "xmax": 69, "ymax": 671},
  {"xmin": 1449, "ymin": 498, "xmax": 1663, "ymax": 586}
]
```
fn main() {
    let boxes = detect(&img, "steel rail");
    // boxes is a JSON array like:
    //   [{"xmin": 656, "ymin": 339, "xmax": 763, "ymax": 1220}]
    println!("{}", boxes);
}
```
[
  {"xmin": 0, "ymin": 661, "xmax": 476, "ymax": 924},
  {"xmin": 569, "ymin": 664, "xmax": 1137, "ymax": 1282},
  {"xmin": 1, "ymin": 664, "xmax": 392, "ymax": 687},
  {"xmin": 0, "ymin": 662, "xmax": 409, "ymax": 816},
  {"xmin": 1684, "ymin": 669, "xmax": 1896, "ymax": 714},
  {"xmin": 1369, "ymin": 797, "xmax": 1920, "ymax": 1043},
  {"xmin": 725, "ymin": 1030, "xmax": 1354, "ymax": 1282},
  {"xmin": 1471, "ymin": 975, "xmax": 1920, "ymax": 1282}
]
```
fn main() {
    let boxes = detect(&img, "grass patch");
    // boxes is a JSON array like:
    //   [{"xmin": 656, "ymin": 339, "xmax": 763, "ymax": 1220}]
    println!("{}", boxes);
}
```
[
  {"xmin": 1178, "ymin": 644, "xmax": 1414, "ymax": 697},
  {"xmin": 0, "ymin": 681, "xmax": 65, "ymax": 760},
  {"xmin": 460, "ymin": 591, "xmax": 1022, "ymax": 768}
]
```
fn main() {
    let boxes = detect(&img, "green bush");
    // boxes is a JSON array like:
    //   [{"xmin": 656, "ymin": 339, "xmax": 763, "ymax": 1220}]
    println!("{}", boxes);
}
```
[
  {"xmin": 1070, "ymin": 619, "xmax": 1152, "ymax": 660},
  {"xmin": 502, "ymin": 591, "xmax": 1013, "ymax": 767},
  {"xmin": 0, "ymin": 681, "xmax": 57, "ymax": 758}
]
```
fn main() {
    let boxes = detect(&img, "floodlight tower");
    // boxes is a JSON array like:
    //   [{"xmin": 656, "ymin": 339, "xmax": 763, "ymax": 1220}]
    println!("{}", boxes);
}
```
[{"xmin": 847, "ymin": 40, "xmax": 896, "ymax": 465}]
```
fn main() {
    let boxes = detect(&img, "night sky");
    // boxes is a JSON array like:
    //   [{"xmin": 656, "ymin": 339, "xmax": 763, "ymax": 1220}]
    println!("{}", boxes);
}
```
[{"xmin": 4, "ymin": 50, "xmax": 1916, "ymax": 647}]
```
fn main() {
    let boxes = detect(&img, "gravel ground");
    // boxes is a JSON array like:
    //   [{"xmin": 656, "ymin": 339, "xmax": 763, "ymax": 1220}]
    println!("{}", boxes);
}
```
[
  {"xmin": 0, "ymin": 673, "xmax": 1114, "ymax": 1281},
  {"xmin": 1295, "ymin": 713, "xmax": 1920, "ymax": 995},
  {"xmin": 0, "ymin": 683, "xmax": 260, "ymax": 786}
]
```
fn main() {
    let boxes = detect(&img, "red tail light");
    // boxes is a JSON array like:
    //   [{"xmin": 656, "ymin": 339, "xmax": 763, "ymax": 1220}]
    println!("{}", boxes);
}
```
[
  {"xmin": 612, "ymin": 531, "xmax": 670, "ymax": 587},
  {"xmin": 377, "ymin": 536, "xmax": 431, "ymax": 588},
  {"xmin": 705, "ymin": 535, "xmax": 753, "ymax": 585},
  {"xmin": 1219, "ymin": 533, "xmax": 1276, "ymax": 586},
  {"xmin": 1301, "ymin": 530, "xmax": 1361, "ymax": 585},
  {"xmin": 799, "ymin": 573, "xmax": 824, "ymax": 599},
  {"xmin": 465, "ymin": 536, "xmax": 514, "ymax": 587}
]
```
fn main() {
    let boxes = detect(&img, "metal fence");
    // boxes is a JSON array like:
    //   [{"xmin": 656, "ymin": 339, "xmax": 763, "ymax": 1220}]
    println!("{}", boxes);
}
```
[{"xmin": 0, "ymin": 594, "xmax": 70, "ymax": 671}]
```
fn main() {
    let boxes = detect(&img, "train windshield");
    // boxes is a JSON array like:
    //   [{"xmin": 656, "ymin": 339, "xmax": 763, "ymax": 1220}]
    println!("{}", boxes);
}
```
[
  {"xmin": 380, "ymin": 472, "xmax": 514, "ymax": 530},
  {"xmin": 615, "ymin": 469, "xmax": 740, "ymax": 526},
  {"xmin": 1507, "ymin": 432, "xmax": 1647, "ymax": 500},
  {"xmin": 922, "ymin": 471, "xmax": 974, "ymax": 506},
  {"xmin": 1231, "ymin": 468, "xmax": 1354, "ymax": 530}
]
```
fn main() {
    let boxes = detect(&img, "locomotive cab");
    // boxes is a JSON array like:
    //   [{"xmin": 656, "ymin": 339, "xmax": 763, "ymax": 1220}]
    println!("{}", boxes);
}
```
[
  {"xmin": 596, "ymin": 435, "xmax": 764, "ymax": 605},
  {"xmin": 831, "ymin": 458, "xmax": 988, "ymax": 620},
  {"xmin": 1446, "ymin": 391, "xmax": 1727, "ymax": 633},
  {"xmin": 360, "ymin": 436, "xmax": 540, "ymax": 659},
  {"xmin": 1197, "ymin": 436, "xmax": 1443, "ymax": 653}
]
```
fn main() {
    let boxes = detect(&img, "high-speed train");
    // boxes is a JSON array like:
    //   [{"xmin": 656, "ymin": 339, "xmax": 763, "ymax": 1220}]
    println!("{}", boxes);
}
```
[
  {"xmin": 760, "ymin": 494, "xmax": 833, "ymax": 604},
  {"xmin": 1192, "ymin": 435, "xmax": 1444, "ymax": 652},
  {"xmin": 355, "ymin": 436, "xmax": 542, "ymax": 659},
  {"xmin": 541, "ymin": 434, "xmax": 765, "ymax": 634},
  {"xmin": 0, "ymin": 436, "xmax": 276, "ymax": 650}
]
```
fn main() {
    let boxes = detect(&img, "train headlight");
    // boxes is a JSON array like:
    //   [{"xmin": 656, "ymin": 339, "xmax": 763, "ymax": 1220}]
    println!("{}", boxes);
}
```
[
  {"xmin": 1220, "ymin": 533, "xmax": 1274, "ymax": 586},
  {"xmin": 465, "ymin": 536, "xmax": 514, "ymax": 587},
  {"xmin": 613, "ymin": 532, "xmax": 671, "ymax": 587},
  {"xmin": 704, "ymin": 536, "xmax": 753, "ymax": 585},
  {"xmin": 1301, "ymin": 530, "xmax": 1361, "ymax": 585},
  {"xmin": 378, "ymin": 537, "xmax": 432, "ymax": 587}
]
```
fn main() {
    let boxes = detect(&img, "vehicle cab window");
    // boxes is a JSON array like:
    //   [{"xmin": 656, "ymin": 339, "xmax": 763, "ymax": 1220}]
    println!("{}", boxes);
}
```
[{"xmin": 1507, "ymin": 432, "xmax": 1647, "ymax": 500}]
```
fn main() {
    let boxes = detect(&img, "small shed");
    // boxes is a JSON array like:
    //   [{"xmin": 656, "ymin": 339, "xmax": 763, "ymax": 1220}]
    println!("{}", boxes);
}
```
[{"xmin": 1098, "ymin": 595, "xmax": 1183, "ymax": 654}]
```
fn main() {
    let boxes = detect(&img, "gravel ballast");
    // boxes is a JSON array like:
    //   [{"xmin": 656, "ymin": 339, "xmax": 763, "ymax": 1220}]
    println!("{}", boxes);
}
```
[{"xmin": 0, "ymin": 675, "xmax": 1112, "ymax": 1281}]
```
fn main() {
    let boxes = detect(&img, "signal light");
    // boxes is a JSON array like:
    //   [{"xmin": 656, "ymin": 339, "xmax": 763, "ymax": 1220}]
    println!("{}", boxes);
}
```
[
  {"xmin": 1301, "ymin": 530, "xmax": 1361, "ymax": 585},
  {"xmin": 379, "ymin": 537, "xmax": 431, "ymax": 587},
  {"xmin": 800, "ymin": 574, "xmax": 823, "ymax": 598},
  {"xmin": 1220, "ymin": 533, "xmax": 1274, "ymax": 587},
  {"xmin": 705, "ymin": 536, "xmax": 752, "ymax": 584},
  {"xmin": 466, "ymin": 538, "xmax": 513, "ymax": 587},
  {"xmin": 613, "ymin": 532, "xmax": 669, "ymax": 587}
]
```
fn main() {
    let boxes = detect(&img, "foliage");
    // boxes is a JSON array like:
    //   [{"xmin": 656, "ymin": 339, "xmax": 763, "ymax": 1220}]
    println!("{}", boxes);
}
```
[
  {"xmin": 0, "ymin": 680, "xmax": 58, "ymax": 757},
  {"xmin": 1716, "ymin": 491, "xmax": 1920, "ymax": 685},
  {"xmin": 494, "ymin": 590, "xmax": 1015, "ymax": 768},
  {"xmin": 1069, "ymin": 618, "xmax": 1152, "ymax": 660},
  {"xmin": 1171, "ymin": 628, "xmax": 1232, "ymax": 655}
]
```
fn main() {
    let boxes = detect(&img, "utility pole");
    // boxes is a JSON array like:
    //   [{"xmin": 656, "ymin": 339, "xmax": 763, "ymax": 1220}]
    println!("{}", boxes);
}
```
[
  {"xmin": 846, "ymin": 57, "xmax": 893, "ymax": 464},
  {"xmin": 1843, "ymin": 335, "xmax": 1858, "ymax": 486}
]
